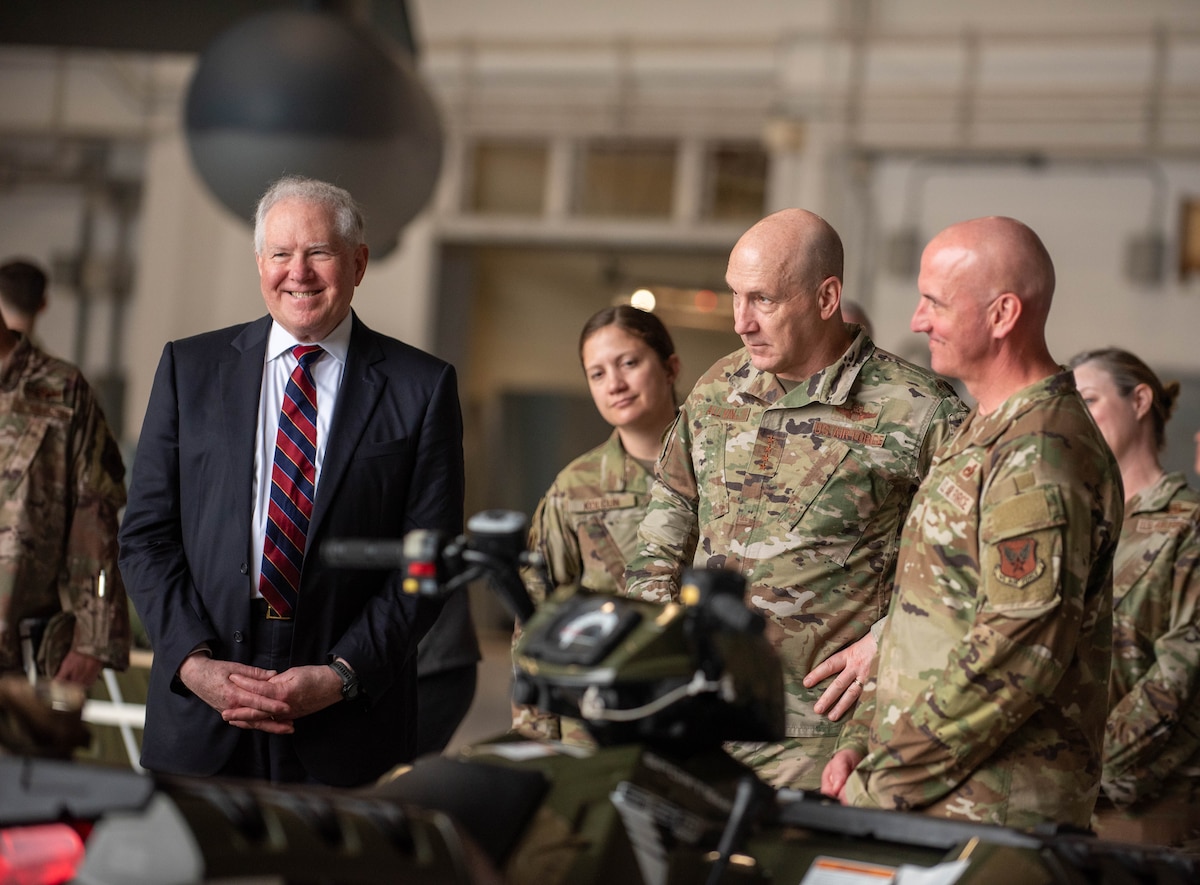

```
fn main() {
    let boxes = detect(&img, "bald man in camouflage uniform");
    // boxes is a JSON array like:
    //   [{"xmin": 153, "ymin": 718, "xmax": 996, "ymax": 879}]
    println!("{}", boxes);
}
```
[
  {"xmin": 0, "ymin": 304, "xmax": 129, "ymax": 686},
  {"xmin": 824, "ymin": 217, "xmax": 1122, "ymax": 829},
  {"xmin": 624, "ymin": 209, "xmax": 966, "ymax": 790}
]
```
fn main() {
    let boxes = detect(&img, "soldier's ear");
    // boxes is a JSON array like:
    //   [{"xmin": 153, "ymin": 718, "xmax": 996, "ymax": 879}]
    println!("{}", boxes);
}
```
[
  {"xmin": 815, "ymin": 276, "xmax": 842, "ymax": 321},
  {"xmin": 988, "ymin": 292, "xmax": 1021, "ymax": 339},
  {"xmin": 1130, "ymin": 382, "xmax": 1153, "ymax": 421}
]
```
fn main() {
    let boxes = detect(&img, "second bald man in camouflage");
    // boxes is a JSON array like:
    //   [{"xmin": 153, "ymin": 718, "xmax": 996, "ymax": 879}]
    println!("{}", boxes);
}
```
[{"xmin": 624, "ymin": 209, "xmax": 966, "ymax": 790}]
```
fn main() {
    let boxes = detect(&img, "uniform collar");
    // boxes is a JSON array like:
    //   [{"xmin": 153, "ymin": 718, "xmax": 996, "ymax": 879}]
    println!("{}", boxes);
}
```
[
  {"xmin": 1126, "ymin": 471, "xmax": 1190, "ymax": 516},
  {"xmin": 948, "ymin": 368, "xmax": 1078, "ymax": 452},
  {"xmin": 598, "ymin": 429, "xmax": 647, "ymax": 491},
  {"xmin": 729, "ymin": 327, "xmax": 875, "ymax": 408},
  {"xmin": 0, "ymin": 331, "xmax": 34, "ymax": 391}
]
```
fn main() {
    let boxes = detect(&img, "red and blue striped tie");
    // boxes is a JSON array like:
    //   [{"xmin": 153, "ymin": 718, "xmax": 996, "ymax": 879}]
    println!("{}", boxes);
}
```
[{"xmin": 259, "ymin": 344, "xmax": 323, "ymax": 618}]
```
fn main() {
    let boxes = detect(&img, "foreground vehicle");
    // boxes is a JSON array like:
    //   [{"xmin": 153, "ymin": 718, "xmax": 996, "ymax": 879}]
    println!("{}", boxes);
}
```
[{"xmin": 2, "ymin": 511, "xmax": 1197, "ymax": 884}]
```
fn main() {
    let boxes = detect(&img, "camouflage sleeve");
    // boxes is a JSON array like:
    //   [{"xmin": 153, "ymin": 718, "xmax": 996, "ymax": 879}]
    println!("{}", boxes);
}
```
[
  {"xmin": 916, "ymin": 392, "xmax": 968, "ymax": 477},
  {"xmin": 623, "ymin": 409, "xmax": 699, "ymax": 604},
  {"xmin": 62, "ymin": 382, "xmax": 130, "ymax": 669},
  {"xmin": 1102, "ymin": 519, "xmax": 1200, "ymax": 806},
  {"xmin": 859, "ymin": 391, "xmax": 966, "ymax": 650},
  {"xmin": 851, "ymin": 451, "xmax": 1088, "ymax": 809},
  {"xmin": 523, "ymin": 484, "xmax": 580, "ymax": 607}
]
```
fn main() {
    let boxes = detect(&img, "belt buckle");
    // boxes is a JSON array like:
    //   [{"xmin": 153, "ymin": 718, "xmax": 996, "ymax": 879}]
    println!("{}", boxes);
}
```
[{"xmin": 266, "ymin": 604, "xmax": 291, "ymax": 621}]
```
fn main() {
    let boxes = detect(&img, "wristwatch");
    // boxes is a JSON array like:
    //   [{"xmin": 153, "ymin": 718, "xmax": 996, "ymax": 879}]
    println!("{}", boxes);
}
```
[{"xmin": 328, "ymin": 659, "xmax": 360, "ymax": 701}]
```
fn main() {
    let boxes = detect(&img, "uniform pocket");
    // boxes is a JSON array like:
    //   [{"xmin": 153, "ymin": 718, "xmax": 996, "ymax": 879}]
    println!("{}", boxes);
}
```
[
  {"xmin": 789, "ymin": 444, "xmax": 895, "ymax": 568},
  {"xmin": 0, "ymin": 412, "xmax": 50, "ymax": 499}
]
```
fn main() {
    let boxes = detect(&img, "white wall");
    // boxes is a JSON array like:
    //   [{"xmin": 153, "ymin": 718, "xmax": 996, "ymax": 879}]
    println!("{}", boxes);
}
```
[{"xmin": 4, "ymin": 0, "xmax": 1200, "ymax": 450}]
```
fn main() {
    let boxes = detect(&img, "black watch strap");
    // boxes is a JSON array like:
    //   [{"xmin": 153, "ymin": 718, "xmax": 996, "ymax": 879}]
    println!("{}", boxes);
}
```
[{"xmin": 328, "ymin": 659, "xmax": 360, "ymax": 700}]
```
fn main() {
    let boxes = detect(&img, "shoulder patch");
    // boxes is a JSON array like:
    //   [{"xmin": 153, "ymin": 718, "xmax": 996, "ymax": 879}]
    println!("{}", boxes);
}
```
[{"xmin": 993, "ymin": 536, "xmax": 1046, "ymax": 588}]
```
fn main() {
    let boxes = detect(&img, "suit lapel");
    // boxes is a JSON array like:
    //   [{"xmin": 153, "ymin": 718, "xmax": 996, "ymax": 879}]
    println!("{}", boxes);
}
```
[
  {"xmin": 310, "ymin": 315, "xmax": 385, "ymax": 541},
  {"xmin": 219, "ymin": 318, "xmax": 271, "ymax": 547}
]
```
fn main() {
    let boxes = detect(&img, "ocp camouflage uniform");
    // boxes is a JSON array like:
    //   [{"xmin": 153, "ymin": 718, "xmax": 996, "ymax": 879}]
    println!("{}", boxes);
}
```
[
  {"xmin": 1092, "ymin": 472, "xmax": 1200, "ymax": 848},
  {"xmin": 514, "ymin": 430, "xmax": 654, "ymax": 743},
  {"xmin": 624, "ymin": 330, "xmax": 966, "ymax": 789},
  {"xmin": 524, "ymin": 429, "xmax": 655, "ymax": 605},
  {"xmin": 0, "ymin": 333, "xmax": 129, "ymax": 678},
  {"xmin": 840, "ymin": 370, "xmax": 1122, "ymax": 829}
]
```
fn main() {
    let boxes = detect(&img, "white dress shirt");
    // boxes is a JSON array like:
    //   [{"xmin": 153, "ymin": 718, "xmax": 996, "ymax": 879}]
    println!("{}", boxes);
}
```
[{"xmin": 250, "ymin": 313, "xmax": 352, "ymax": 597}]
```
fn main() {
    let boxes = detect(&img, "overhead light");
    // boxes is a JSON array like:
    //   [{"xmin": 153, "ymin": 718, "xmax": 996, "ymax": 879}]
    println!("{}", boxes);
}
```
[
  {"xmin": 616, "ymin": 286, "xmax": 734, "ymax": 331},
  {"xmin": 630, "ymin": 288, "xmax": 656, "ymax": 311},
  {"xmin": 184, "ymin": 9, "xmax": 443, "ymax": 258}
]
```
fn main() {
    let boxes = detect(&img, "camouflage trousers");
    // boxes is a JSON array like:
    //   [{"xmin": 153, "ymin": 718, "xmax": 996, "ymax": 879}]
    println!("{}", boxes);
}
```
[
  {"xmin": 1092, "ymin": 784, "xmax": 1200, "ymax": 857},
  {"xmin": 725, "ymin": 733, "xmax": 841, "ymax": 793},
  {"xmin": 511, "ymin": 705, "xmax": 597, "ymax": 750}
]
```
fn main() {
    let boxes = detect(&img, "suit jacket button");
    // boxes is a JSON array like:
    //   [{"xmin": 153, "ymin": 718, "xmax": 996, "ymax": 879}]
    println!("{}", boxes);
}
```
[
  {"xmin": 234, "ymin": 631, "xmax": 244, "ymax": 643},
  {"xmin": 240, "ymin": 562, "xmax": 249, "ymax": 575}
]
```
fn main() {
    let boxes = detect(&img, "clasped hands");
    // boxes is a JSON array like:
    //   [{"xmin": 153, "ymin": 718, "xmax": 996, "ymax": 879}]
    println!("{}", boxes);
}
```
[{"xmin": 178, "ymin": 654, "xmax": 343, "ymax": 734}]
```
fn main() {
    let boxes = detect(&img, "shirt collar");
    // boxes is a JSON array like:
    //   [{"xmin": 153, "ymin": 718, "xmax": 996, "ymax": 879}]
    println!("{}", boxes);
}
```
[
  {"xmin": 730, "ymin": 326, "xmax": 875, "ymax": 408},
  {"xmin": 0, "ymin": 331, "xmax": 34, "ymax": 390},
  {"xmin": 267, "ymin": 312, "xmax": 353, "ymax": 365},
  {"xmin": 948, "ymin": 368, "xmax": 1078, "ymax": 453},
  {"xmin": 1127, "ymin": 471, "xmax": 1190, "ymax": 516}
]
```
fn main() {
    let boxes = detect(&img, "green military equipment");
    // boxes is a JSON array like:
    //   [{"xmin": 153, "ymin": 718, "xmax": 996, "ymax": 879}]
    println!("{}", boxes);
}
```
[{"xmin": 2, "ymin": 509, "xmax": 1198, "ymax": 883}]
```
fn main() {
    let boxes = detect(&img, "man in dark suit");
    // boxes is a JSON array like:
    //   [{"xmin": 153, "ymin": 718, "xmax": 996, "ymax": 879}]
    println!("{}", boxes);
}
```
[{"xmin": 119, "ymin": 175, "xmax": 469, "ymax": 787}]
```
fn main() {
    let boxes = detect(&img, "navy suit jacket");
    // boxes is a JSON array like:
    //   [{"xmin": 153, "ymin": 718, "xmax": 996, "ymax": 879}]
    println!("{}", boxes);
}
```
[{"xmin": 119, "ymin": 312, "xmax": 465, "ymax": 786}]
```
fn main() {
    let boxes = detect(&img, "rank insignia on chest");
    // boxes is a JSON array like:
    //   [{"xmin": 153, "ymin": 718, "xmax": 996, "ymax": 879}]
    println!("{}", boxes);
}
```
[
  {"xmin": 834, "ymin": 403, "xmax": 878, "ymax": 422},
  {"xmin": 959, "ymin": 461, "xmax": 979, "ymax": 481},
  {"xmin": 994, "ymin": 536, "xmax": 1046, "ymax": 587}
]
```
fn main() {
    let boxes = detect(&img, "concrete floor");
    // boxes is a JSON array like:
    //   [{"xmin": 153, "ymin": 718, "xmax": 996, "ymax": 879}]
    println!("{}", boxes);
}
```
[{"xmin": 444, "ymin": 629, "xmax": 516, "ymax": 755}]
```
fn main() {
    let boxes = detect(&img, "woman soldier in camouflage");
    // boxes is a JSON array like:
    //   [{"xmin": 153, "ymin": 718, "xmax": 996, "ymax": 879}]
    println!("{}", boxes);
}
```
[
  {"xmin": 1071, "ymin": 348, "xmax": 1200, "ymax": 851},
  {"xmin": 513, "ymin": 305, "xmax": 680, "ymax": 741}
]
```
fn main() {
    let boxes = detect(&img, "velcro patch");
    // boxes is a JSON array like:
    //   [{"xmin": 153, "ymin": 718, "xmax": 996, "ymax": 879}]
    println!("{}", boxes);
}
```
[
  {"xmin": 812, "ymin": 421, "xmax": 885, "ymax": 447},
  {"xmin": 568, "ymin": 493, "xmax": 639, "ymax": 513},
  {"xmin": 938, "ymin": 476, "xmax": 974, "ymax": 514},
  {"xmin": 834, "ymin": 402, "xmax": 878, "ymax": 422},
  {"xmin": 706, "ymin": 405, "xmax": 753, "ymax": 422},
  {"xmin": 1136, "ymin": 517, "xmax": 1188, "ymax": 534}
]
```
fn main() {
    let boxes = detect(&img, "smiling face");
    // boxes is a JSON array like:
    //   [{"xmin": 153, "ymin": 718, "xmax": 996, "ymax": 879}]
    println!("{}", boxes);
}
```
[
  {"xmin": 256, "ymin": 197, "xmax": 368, "ymax": 342},
  {"xmin": 910, "ymin": 239, "xmax": 995, "ymax": 386},
  {"xmin": 582, "ymin": 323, "xmax": 678, "ymax": 435}
]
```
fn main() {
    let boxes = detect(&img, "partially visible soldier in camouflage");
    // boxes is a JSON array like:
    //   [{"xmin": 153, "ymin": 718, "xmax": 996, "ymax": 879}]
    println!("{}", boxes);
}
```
[
  {"xmin": 0, "ymin": 269, "xmax": 129, "ymax": 688},
  {"xmin": 0, "ymin": 259, "xmax": 48, "ymax": 338},
  {"xmin": 623, "ymin": 209, "xmax": 967, "ymax": 790},
  {"xmin": 515, "ymin": 305, "xmax": 681, "ymax": 743},
  {"xmin": 824, "ymin": 217, "xmax": 1122, "ymax": 830},
  {"xmin": 1070, "ymin": 347, "xmax": 1200, "ymax": 850}
]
